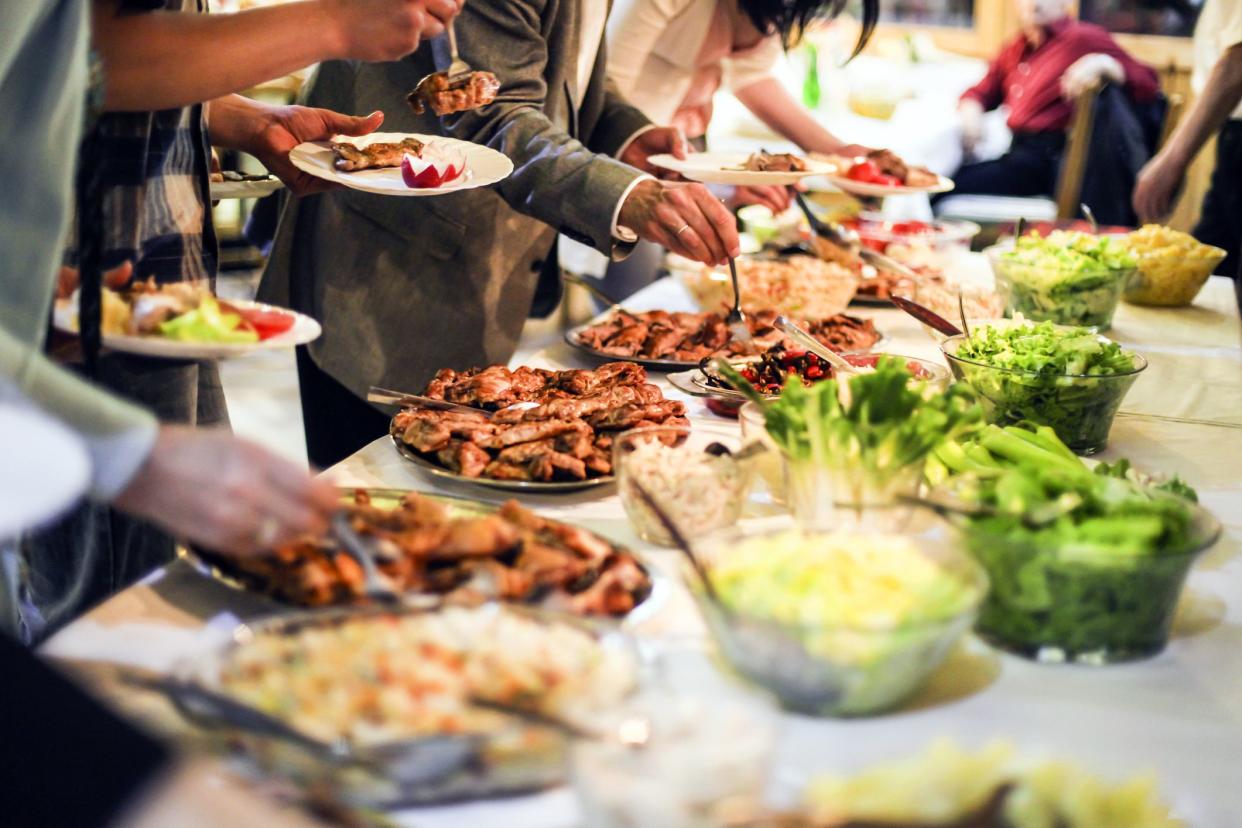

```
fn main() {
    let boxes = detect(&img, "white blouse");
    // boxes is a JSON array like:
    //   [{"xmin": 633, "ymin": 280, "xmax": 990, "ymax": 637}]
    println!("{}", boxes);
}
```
[{"xmin": 606, "ymin": 0, "xmax": 783, "ymax": 128}]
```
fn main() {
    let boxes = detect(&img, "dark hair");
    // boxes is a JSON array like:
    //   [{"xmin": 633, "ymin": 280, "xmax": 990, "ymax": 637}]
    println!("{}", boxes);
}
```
[{"xmin": 738, "ymin": 0, "xmax": 879, "ymax": 58}]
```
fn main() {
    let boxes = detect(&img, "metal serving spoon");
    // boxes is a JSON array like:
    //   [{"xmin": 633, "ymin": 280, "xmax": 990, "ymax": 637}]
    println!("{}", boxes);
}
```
[
  {"xmin": 773, "ymin": 315, "xmax": 860, "ymax": 376},
  {"xmin": 367, "ymin": 387, "xmax": 540, "ymax": 419}
]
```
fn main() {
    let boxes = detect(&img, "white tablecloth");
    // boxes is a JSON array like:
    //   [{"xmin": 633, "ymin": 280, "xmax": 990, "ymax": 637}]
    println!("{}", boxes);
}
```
[{"xmin": 44, "ymin": 274, "xmax": 1242, "ymax": 827}]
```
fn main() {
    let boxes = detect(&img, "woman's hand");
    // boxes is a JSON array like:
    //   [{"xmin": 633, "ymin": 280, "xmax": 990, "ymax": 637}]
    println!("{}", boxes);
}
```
[
  {"xmin": 729, "ymin": 185, "xmax": 792, "ymax": 214},
  {"xmin": 619, "ymin": 126, "xmax": 689, "ymax": 178}
]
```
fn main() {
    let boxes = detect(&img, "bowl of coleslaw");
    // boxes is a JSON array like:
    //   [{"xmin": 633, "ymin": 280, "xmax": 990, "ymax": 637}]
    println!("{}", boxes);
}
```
[{"xmin": 614, "ymin": 425, "xmax": 753, "ymax": 546}]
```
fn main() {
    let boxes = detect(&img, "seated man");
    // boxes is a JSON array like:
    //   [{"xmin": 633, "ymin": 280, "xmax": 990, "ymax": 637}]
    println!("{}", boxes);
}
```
[{"xmin": 950, "ymin": 0, "xmax": 1160, "ymax": 200}]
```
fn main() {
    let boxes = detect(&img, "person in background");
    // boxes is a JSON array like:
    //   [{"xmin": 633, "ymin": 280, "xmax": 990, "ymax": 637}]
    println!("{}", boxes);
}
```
[
  {"xmin": 261, "ymin": 0, "xmax": 743, "ymax": 470},
  {"xmin": 950, "ymin": 0, "xmax": 1159, "ymax": 200},
  {"xmin": 597, "ymin": 0, "xmax": 876, "ymax": 301},
  {"xmin": 22, "ymin": 0, "xmax": 461, "ymax": 637},
  {"xmin": 1133, "ymin": 0, "xmax": 1242, "ymax": 282},
  {"xmin": 0, "ymin": 0, "xmax": 340, "ymax": 642},
  {"xmin": 606, "ymin": 0, "xmax": 878, "ymax": 215}
]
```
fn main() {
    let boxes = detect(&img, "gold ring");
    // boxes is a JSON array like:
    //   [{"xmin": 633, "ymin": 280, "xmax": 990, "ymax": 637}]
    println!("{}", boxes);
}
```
[
  {"xmin": 674, "ymin": 224, "xmax": 691, "ymax": 236},
  {"xmin": 254, "ymin": 517, "xmax": 280, "ymax": 549}
]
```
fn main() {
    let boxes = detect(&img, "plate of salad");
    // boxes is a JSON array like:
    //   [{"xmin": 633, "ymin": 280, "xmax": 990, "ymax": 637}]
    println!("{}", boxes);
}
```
[
  {"xmin": 54, "ymin": 280, "xmax": 321, "ymax": 360},
  {"xmin": 941, "ymin": 319, "xmax": 1146, "ymax": 455},
  {"xmin": 986, "ymin": 231, "xmax": 1137, "ymax": 330},
  {"xmin": 923, "ymin": 422, "xmax": 1219, "ymax": 664}
]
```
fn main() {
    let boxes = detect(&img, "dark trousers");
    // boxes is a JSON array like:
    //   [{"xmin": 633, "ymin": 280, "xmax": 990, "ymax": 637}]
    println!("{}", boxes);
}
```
[
  {"xmin": 1194, "ymin": 120, "xmax": 1242, "ymax": 282},
  {"xmin": 296, "ymin": 345, "xmax": 391, "ymax": 471},
  {"xmin": 944, "ymin": 132, "xmax": 1067, "ymax": 200}
]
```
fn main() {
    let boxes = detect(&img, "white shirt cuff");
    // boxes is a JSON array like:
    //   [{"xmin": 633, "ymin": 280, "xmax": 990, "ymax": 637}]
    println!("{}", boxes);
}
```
[
  {"xmin": 614, "ymin": 124, "xmax": 659, "ymax": 164},
  {"xmin": 612, "ymin": 174, "xmax": 655, "ymax": 241},
  {"xmin": 85, "ymin": 422, "xmax": 158, "ymax": 501}
]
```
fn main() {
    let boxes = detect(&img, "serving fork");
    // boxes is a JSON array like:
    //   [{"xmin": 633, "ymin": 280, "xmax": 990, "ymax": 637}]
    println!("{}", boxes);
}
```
[{"xmin": 725, "ymin": 255, "xmax": 754, "ymax": 352}]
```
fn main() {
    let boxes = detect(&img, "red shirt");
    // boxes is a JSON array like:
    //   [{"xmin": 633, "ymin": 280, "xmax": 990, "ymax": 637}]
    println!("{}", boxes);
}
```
[{"xmin": 961, "ymin": 17, "xmax": 1160, "ymax": 135}]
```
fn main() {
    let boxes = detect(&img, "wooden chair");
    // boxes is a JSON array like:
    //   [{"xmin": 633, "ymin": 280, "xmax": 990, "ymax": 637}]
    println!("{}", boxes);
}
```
[{"xmin": 1052, "ymin": 84, "xmax": 1102, "ymax": 219}]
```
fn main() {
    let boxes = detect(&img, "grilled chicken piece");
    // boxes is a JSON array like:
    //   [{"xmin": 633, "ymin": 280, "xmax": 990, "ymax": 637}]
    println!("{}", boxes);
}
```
[
  {"xmin": 435, "ymin": 440, "xmax": 491, "ymax": 478},
  {"xmin": 515, "ymin": 542, "xmax": 591, "ymax": 586},
  {"xmin": 589, "ymin": 400, "xmax": 686, "ymax": 430},
  {"xmin": 407, "ymin": 70, "xmax": 500, "ymax": 116},
  {"xmin": 331, "ymin": 137, "xmax": 425, "ymax": 171},
  {"xmin": 433, "ymin": 515, "xmax": 519, "ymax": 558},
  {"xmin": 485, "ymin": 418, "xmax": 583, "ymax": 449},
  {"xmin": 739, "ymin": 150, "xmax": 807, "ymax": 173}
]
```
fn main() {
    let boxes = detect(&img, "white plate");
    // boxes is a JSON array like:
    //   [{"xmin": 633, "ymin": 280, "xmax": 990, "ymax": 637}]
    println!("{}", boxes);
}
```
[
  {"xmin": 0, "ymin": 405, "xmax": 90, "ymax": 538},
  {"xmin": 819, "ymin": 171, "xmax": 955, "ymax": 197},
  {"xmin": 287, "ymin": 132, "xmax": 513, "ymax": 197},
  {"xmin": 209, "ymin": 177, "xmax": 284, "ymax": 200},
  {"xmin": 647, "ymin": 152, "xmax": 836, "ymax": 186},
  {"xmin": 53, "ymin": 297, "xmax": 321, "ymax": 361}
]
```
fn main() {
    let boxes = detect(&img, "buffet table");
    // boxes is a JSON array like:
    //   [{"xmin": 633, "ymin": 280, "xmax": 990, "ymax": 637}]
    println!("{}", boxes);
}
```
[{"xmin": 44, "ymin": 274, "xmax": 1242, "ymax": 827}]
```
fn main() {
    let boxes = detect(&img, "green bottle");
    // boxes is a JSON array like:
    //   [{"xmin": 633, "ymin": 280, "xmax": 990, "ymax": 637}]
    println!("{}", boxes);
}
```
[{"xmin": 802, "ymin": 43, "xmax": 821, "ymax": 110}]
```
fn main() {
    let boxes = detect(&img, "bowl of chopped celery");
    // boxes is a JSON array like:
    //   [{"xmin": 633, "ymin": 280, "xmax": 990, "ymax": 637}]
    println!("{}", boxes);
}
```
[
  {"xmin": 925, "ymin": 422, "xmax": 1220, "ymax": 664},
  {"xmin": 986, "ymin": 231, "xmax": 1137, "ymax": 331},
  {"xmin": 693, "ymin": 527, "xmax": 987, "ymax": 716},
  {"xmin": 719, "ymin": 356, "xmax": 979, "ymax": 530},
  {"xmin": 941, "ymin": 320, "xmax": 1146, "ymax": 455}
]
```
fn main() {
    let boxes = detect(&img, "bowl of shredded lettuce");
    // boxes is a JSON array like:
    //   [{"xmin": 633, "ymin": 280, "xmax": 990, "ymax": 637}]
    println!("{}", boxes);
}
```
[
  {"xmin": 941, "ymin": 320, "xmax": 1146, "ymax": 455},
  {"xmin": 693, "ymin": 527, "xmax": 987, "ymax": 716},
  {"xmin": 987, "ymin": 231, "xmax": 1137, "ymax": 331}
]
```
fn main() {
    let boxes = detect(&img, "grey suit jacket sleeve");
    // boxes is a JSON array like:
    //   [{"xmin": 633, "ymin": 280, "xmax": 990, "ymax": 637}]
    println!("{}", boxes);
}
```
[{"xmin": 434, "ymin": 0, "xmax": 651, "ymax": 255}]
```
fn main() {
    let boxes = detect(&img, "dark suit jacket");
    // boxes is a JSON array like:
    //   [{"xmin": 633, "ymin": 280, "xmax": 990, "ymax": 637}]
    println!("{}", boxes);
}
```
[{"xmin": 260, "ymin": 0, "xmax": 651, "ymax": 395}]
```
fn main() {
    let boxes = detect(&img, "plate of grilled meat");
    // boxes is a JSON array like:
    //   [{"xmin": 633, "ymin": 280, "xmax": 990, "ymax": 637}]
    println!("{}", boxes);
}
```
[
  {"xmin": 388, "ymin": 362, "xmax": 689, "ymax": 491},
  {"xmin": 192, "ymin": 488, "xmax": 657, "ymax": 619},
  {"xmin": 566, "ymin": 308, "xmax": 883, "ymax": 371},
  {"xmin": 646, "ymin": 149, "xmax": 834, "ymax": 186},
  {"xmin": 287, "ymin": 131, "xmax": 512, "ymax": 196}
]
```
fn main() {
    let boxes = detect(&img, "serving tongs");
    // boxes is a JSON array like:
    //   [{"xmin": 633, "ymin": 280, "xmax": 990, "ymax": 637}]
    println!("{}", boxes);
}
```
[
  {"xmin": 773, "ymin": 315, "xmax": 860, "ymax": 376},
  {"xmin": 331, "ymin": 511, "xmax": 402, "ymax": 604},
  {"xmin": 563, "ymin": 271, "xmax": 628, "ymax": 314},
  {"xmin": 119, "ymin": 670, "xmax": 482, "ymax": 785},
  {"xmin": 794, "ymin": 191, "xmax": 921, "ymax": 284}
]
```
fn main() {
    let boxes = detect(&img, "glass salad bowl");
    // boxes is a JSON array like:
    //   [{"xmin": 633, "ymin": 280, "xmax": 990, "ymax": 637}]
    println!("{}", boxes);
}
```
[
  {"xmin": 613, "ymin": 425, "xmax": 752, "ymax": 547},
  {"xmin": 956, "ymin": 500, "xmax": 1221, "ymax": 664},
  {"xmin": 985, "ymin": 241, "xmax": 1135, "ymax": 331},
  {"xmin": 941, "ymin": 334, "xmax": 1146, "ymax": 455},
  {"xmin": 691, "ymin": 526, "xmax": 987, "ymax": 716}
]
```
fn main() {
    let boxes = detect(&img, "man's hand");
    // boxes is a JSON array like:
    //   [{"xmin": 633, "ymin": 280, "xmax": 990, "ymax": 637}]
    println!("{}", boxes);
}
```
[
  {"xmin": 322, "ymin": 0, "xmax": 462, "ymax": 62},
  {"xmin": 1061, "ymin": 53, "xmax": 1124, "ymax": 100},
  {"xmin": 619, "ymin": 179, "xmax": 740, "ymax": 265},
  {"xmin": 958, "ymin": 99, "xmax": 984, "ymax": 156},
  {"xmin": 247, "ymin": 105, "xmax": 386, "ymax": 195},
  {"xmin": 114, "ymin": 426, "xmax": 340, "ymax": 556},
  {"xmin": 1133, "ymin": 149, "xmax": 1187, "ymax": 222},
  {"xmin": 56, "ymin": 261, "xmax": 134, "ymax": 300},
  {"xmin": 619, "ymin": 126, "xmax": 689, "ymax": 177},
  {"xmin": 730, "ymin": 185, "xmax": 792, "ymax": 214}
]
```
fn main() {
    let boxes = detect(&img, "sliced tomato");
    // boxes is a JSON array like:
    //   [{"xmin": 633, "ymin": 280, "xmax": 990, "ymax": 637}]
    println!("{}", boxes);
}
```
[
  {"xmin": 236, "ymin": 306, "xmax": 296, "ymax": 340},
  {"xmin": 846, "ymin": 160, "xmax": 882, "ymax": 182}
]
